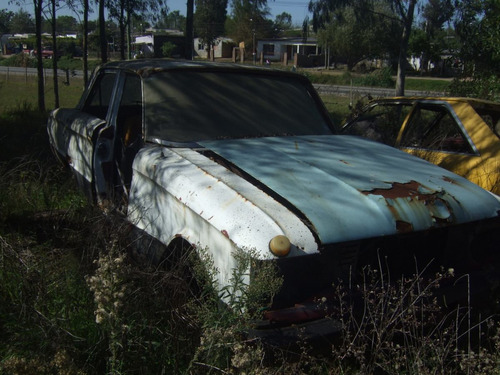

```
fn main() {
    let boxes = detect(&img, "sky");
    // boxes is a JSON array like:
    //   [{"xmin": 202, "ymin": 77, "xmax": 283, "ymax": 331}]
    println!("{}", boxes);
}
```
[{"xmin": 5, "ymin": 0, "xmax": 313, "ymax": 27}]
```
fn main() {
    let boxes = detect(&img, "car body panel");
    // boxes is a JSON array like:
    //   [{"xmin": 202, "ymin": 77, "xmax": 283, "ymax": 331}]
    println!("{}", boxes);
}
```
[{"xmin": 343, "ymin": 97, "xmax": 500, "ymax": 194}]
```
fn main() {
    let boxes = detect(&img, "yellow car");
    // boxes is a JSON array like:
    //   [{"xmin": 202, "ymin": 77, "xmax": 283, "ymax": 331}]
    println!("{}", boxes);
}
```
[{"xmin": 342, "ymin": 97, "xmax": 500, "ymax": 194}]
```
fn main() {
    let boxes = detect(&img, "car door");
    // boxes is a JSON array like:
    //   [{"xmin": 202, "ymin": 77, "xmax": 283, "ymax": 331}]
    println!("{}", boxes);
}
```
[
  {"xmin": 93, "ymin": 72, "xmax": 143, "ymax": 209},
  {"xmin": 396, "ymin": 102, "xmax": 480, "ymax": 181},
  {"xmin": 47, "ymin": 70, "xmax": 119, "ymax": 199}
]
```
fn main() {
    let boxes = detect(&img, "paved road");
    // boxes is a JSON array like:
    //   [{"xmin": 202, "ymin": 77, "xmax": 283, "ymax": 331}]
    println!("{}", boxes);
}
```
[
  {"xmin": 0, "ymin": 66, "xmax": 445, "ymax": 97},
  {"xmin": 313, "ymin": 83, "xmax": 445, "ymax": 98}
]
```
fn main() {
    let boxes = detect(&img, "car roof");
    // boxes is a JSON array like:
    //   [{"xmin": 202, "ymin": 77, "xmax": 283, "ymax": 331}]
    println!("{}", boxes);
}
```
[
  {"xmin": 370, "ymin": 96, "xmax": 500, "ymax": 108},
  {"xmin": 96, "ymin": 58, "xmax": 301, "ymax": 79}
]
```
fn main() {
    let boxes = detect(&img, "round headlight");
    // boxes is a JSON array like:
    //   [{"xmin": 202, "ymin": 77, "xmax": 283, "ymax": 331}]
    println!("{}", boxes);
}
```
[{"xmin": 269, "ymin": 235, "xmax": 291, "ymax": 257}]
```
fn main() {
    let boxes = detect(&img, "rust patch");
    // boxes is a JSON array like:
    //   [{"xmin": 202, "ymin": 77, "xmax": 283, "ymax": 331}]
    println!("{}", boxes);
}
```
[
  {"xmin": 221, "ymin": 229, "xmax": 229, "ymax": 238},
  {"xmin": 339, "ymin": 160, "xmax": 350, "ymax": 165},
  {"xmin": 396, "ymin": 220, "xmax": 413, "ymax": 233},
  {"xmin": 362, "ymin": 180, "xmax": 435, "ymax": 200},
  {"xmin": 442, "ymin": 176, "xmax": 457, "ymax": 184}
]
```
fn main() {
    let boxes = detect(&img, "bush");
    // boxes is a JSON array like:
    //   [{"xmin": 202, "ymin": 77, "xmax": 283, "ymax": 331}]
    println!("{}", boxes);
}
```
[
  {"xmin": 355, "ymin": 67, "xmax": 395, "ymax": 88},
  {"xmin": 161, "ymin": 42, "xmax": 176, "ymax": 58},
  {"xmin": 0, "ymin": 54, "xmax": 37, "ymax": 68},
  {"xmin": 448, "ymin": 74, "xmax": 500, "ymax": 102}
]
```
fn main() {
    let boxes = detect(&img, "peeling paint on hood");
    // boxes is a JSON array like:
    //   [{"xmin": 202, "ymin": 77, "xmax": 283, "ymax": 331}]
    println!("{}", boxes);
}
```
[{"xmin": 199, "ymin": 135, "xmax": 500, "ymax": 244}]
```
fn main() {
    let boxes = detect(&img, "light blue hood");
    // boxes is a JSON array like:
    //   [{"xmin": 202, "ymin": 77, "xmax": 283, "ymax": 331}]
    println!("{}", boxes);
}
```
[{"xmin": 200, "ymin": 135, "xmax": 500, "ymax": 244}]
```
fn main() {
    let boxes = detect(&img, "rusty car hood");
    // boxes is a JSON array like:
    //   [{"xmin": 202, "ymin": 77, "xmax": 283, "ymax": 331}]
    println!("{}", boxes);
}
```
[{"xmin": 199, "ymin": 135, "xmax": 500, "ymax": 245}]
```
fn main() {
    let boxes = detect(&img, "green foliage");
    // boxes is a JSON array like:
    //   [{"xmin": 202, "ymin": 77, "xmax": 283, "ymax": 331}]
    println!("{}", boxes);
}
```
[
  {"xmin": 155, "ymin": 10, "xmax": 186, "ymax": 31},
  {"xmin": 449, "ymin": 74, "xmax": 500, "ymax": 102},
  {"xmin": 194, "ymin": 0, "xmax": 228, "ymax": 48},
  {"xmin": 315, "ymin": 4, "xmax": 400, "ymax": 70},
  {"xmin": 160, "ymin": 41, "xmax": 176, "ymax": 57},
  {"xmin": 356, "ymin": 67, "xmax": 394, "ymax": 88},
  {"xmin": 452, "ymin": 0, "xmax": 500, "ymax": 99},
  {"xmin": 0, "ymin": 9, "xmax": 14, "ymax": 34},
  {"xmin": 228, "ymin": 0, "xmax": 273, "ymax": 50},
  {"xmin": 0, "ymin": 54, "xmax": 37, "ymax": 68},
  {"xmin": 9, "ymin": 9, "xmax": 35, "ymax": 34}
]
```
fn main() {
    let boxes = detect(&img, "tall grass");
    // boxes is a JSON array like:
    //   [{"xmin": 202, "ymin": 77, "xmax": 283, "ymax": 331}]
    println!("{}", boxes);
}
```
[
  {"xmin": 1, "ymin": 100, "xmax": 500, "ymax": 374},
  {"xmin": 0, "ymin": 74, "xmax": 84, "ymax": 113}
]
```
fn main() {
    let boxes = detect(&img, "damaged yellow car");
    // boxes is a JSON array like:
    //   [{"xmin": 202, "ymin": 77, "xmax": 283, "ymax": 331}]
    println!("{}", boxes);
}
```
[{"xmin": 341, "ymin": 97, "xmax": 500, "ymax": 194}]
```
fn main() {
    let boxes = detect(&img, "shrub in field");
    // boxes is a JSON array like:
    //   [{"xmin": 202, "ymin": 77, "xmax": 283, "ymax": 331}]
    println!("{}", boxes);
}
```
[
  {"xmin": 0, "ymin": 54, "xmax": 37, "ymax": 68},
  {"xmin": 355, "ymin": 67, "xmax": 395, "ymax": 88},
  {"xmin": 326, "ymin": 264, "xmax": 500, "ymax": 375},
  {"xmin": 449, "ymin": 74, "xmax": 500, "ymax": 102}
]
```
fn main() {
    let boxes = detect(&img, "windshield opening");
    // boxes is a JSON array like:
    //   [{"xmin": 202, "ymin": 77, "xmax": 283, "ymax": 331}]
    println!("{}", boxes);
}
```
[{"xmin": 143, "ymin": 70, "xmax": 333, "ymax": 143}]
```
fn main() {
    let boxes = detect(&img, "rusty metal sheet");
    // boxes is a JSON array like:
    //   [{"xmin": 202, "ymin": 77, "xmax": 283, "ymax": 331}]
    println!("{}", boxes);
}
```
[{"xmin": 200, "ymin": 135, "xmax": 500, "ymax": 244}]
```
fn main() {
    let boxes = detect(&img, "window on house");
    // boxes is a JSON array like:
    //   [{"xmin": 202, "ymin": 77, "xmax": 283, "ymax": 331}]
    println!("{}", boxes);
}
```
[{"xmin": 263, "ymin": 44, "xmax": 275, "ymax": 55}]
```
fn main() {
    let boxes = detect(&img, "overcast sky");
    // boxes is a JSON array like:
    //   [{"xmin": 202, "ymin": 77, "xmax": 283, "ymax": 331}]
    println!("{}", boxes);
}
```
[{"xmin": 5, "ymin": 0, "xmax": 312, "ymax": 27}]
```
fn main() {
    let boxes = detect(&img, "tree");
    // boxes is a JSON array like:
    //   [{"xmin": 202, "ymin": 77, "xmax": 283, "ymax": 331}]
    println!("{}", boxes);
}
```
[
  {"xmin": 107, "ymin": 0, "xmax": 165, "ymax": 60},
  {"xmin": 83, "ymin": 0, "xmax": 89, "ymax": 86},
  {"xmin": 408, "ymin": 0, "xmax": 454, "ymax": 75},
  {"xmin": 34, "ymin": 0, "xmax": 45, "ymax": 112},
  {"xmin": 186, "ymin": 0, "xmax": 194, "ymax": 59},
  {"xmin": 56, "ymin": 15, "xmax": 79, "ymax": 32},
  {"xmin": 50, "ymin": 0, "xmax": 60, "ymax": 108},
  {"xmin": 155, "ymin": 10, "xmax": 186, "ymax": 31},
  {"xmin": 450, "ymin": 0, "xmax": 500, "ymax": 100},
  {"xmin": 98, "ymin": 0, "xmax": 107, "ymax": 63},
  {"xmin": 228, "ymin": 0, "xmax": 271, "ymax": 54},
  {"xmin": 309, "ymin": 0, "xmax": 420, "ymax": 96},
  {"xmin": 0, "ymin": 10, "xmax": 14, "ymax": 33},
  {"xmin": 273, "ymin": 11, "xmax": 292, "ymax": 35},
  {"xmin": 314, "ymin": 3, "xmax": 400, "ymax": 70},
  {"xmin": 194, "ymin": 0, "xmax": 228, "ymax": 58},
  {"xmin": 10, "ymin": 9, "xmax": 36, "ymax": 33}
]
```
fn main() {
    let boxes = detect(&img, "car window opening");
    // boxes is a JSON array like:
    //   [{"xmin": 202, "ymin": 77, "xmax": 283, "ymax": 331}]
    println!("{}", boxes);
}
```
[{"xmin": 143, "ymin": 71, "xmax": 334, "ymax": 143}]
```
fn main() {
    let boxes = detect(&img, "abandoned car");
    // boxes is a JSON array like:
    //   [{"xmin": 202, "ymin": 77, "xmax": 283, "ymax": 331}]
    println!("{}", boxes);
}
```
[
  {"xmin": 48, "ymin": 60, "xmax": 500, "ymax": 338},
  {"xmin": 341, "ymin": 97, "xmax": 500, "ymax": 194}
]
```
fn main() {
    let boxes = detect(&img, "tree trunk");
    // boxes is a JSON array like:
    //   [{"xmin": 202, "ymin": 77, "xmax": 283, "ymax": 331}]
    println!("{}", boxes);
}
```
[
  {"xmin": 83, "ymin": 0, "xmax": 89, "ymax": 87},
  {"xmin": 127, "ymin": 9, "xmax": 132, "ymax": 59},
  {"xmin": 185, "ymin": 0, "xmax": 194, "ymax": 60},
  {"xmin": 395, "ymin": 0, "xmax": 416, "ymax": 96},
  {"xmin": 34, "ymin": 0, "xmax": 45, "ymax": 112},
  {"xmin": 51, "ymin": 0, "xmax": 59, "ymax": 108},
  {"xmin": 99, "ymin": 0, "xmax": 107, "ymax": 63},
  {"xmin": 119, "ymin": 0, "xmax": 126, "ymax": 60}
]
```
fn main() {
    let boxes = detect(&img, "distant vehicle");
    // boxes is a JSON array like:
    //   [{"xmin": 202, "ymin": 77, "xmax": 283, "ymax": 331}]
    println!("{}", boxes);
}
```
[
  {"xmin": 30, "ymin": 47, "xmax": 56, "ymax": 59},
  {"xmin": 48, "ymin": 61, "xmax": 500, "ymax": 339},
  {"xmin": 341, "ymin": 97, "xmax": 500, "ymax": 194}
]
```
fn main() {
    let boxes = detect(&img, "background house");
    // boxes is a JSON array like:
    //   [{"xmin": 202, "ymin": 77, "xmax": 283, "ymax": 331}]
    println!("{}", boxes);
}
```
[
  {"xmin": 194, "ymin": 37, "xmax": 235, "ymax": 59},
  {"xmin": 256, "ymin": 37, "xmax": 321, "ymax": 66},
  {"xmin": 133, "ymin": 33, "xmax": 186, "ymax": 59}
]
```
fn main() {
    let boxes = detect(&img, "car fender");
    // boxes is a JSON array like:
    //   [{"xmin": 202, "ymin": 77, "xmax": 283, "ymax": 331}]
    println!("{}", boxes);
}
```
[{"xmin": 127, "ymin": 146, "xmax": 318, "ymax": 288}]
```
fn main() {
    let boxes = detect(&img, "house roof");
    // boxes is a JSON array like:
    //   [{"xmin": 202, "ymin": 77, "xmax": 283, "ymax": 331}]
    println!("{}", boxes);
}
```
[{"xmin": 258, "ymin": 37, "xmax": 318, "ymax": 44}]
